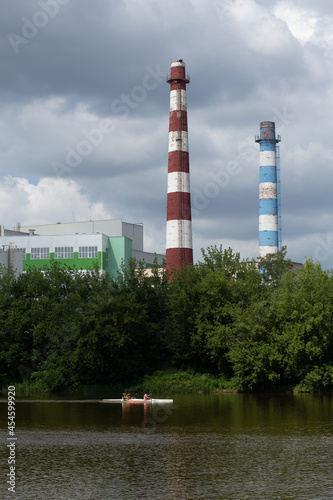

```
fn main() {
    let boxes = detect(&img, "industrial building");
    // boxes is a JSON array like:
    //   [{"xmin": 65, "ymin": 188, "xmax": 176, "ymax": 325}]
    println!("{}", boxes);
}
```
[
  {"xmin": 0, "ymin": 243, "xmax": 24, "ymax": 276},
  {"xmin": 0, "ymin": 219, "xmax": 165, "ymax": 277}
]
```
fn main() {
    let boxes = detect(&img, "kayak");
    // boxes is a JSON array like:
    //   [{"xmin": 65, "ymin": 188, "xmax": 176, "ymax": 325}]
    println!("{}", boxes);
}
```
[{"xmin": 101, "ymin": 398, "xmax": 173, "ymax": 404}]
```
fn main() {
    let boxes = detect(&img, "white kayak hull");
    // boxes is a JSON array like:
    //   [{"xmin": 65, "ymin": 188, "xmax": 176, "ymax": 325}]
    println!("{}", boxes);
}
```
[{"xmin": 101, "ymin": 398, "xmax": 173, "ymax": 404}]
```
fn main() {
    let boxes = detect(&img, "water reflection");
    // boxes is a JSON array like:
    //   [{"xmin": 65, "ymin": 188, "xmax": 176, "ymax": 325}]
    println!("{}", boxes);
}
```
[
  {"xmin": 121, "ymin": 401, "xmax": 175, "ymax": 435},
  {"xmin": 0, "ymin": 393, "xmax": 332, "ymax": 499}
]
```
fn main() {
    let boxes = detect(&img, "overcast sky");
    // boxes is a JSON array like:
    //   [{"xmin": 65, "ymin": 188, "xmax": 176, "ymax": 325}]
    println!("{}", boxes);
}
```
[{"xmin": 1, "ymin": 0, "xmax": 333, "ymax": 268}]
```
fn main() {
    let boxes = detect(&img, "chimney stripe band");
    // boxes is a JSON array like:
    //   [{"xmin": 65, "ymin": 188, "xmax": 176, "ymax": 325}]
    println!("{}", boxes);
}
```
[
  {"xmin": 167, "ymin": 151, "xmax": 190, "ymax": 173},
  {"xmin": 259, "ymin": 215, "xmax": 278, "ymax": 231},
  {"xmin": 259, "ymin": 166, "xmax": 277, "ymax": 183},
  {"xmin": 169, "ymin": 110, "xmax": 188, "ymax": 132},
  {"xmin": 259, "ymin": 182, "xmax": 277, "ymax": 199},
  {"xmin": 166, "ymin": 192, "xmax": 192, "ymax": 221},
  {"xmin": 166, "ymin": 248, "xmax": 193, "ymax": 271},
  {"xmin": 166, "ymin": 219, "xmax": 192, "ymax": 249},
  {"xmin": 168, "ymin": 131, "xmax": 189, "ymax": 152},
  {"xmin": 259, "ymin": 199, "xmax": 278, "ymax": 215},
  {"xmin": 171, "ymin": 61, "xmax": 184, "ymax": 68},
  {"xmin": 167, "ymin": 171, "xmax": 190, "ymax": 194},
  {"xmin": 259, "ymin": 246, "xmax": 278, "ymax": 257},
  {"xmin": 170, "ymin": 90, "xmax": 187, "ymax": 111},
  {"xmin": 260, "ymin": 151, "xmax": 276, "ymax": 166}
]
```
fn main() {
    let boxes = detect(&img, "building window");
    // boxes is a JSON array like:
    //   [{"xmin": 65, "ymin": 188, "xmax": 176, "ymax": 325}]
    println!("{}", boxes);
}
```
[
  {"xmin": 31, "ymin": 248, "xmax": 49, "ymax": 260},
  {"xmin": 55, "ymin": 247, "xmax": 73, "ymax": 259},
  {"xmin": 79, "ymin": 246, "xmax": 98, "ymax": 258},
  {"xmin": 16, "ymin": 248, "xmax": 26, "ymax": 260}
]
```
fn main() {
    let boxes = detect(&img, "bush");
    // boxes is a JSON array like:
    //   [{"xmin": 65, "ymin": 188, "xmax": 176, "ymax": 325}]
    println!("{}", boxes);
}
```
[
  {"xmin": 296, "ymin": 364, "xmax": 333, "ymax": 391},
  {"xmin": 127, "ymin": 369, "xmax": 231, "ymax": 394}
]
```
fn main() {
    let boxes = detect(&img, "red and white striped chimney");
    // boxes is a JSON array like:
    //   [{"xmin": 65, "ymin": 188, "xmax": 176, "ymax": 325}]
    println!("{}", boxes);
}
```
[{"xmin": 166, "ymin": 59, "xmax": 193, "ymax": 274}]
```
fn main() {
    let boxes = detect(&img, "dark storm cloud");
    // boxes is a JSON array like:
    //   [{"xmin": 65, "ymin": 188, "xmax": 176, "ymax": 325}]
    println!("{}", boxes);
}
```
[{"xmin": 2, "ymin": 1, "xmax": 161, "ymax": 107}]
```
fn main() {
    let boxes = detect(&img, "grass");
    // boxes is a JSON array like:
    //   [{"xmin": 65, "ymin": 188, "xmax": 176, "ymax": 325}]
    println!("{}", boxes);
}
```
[
  {"xmin": 1, "ymin": 370, "xmax": 234, "ymax": 397},
  {"xmin": 126, "ymin": 369, "xmax": 234, "ymax": 394},
  {"xmin": 0, "ymin": 381, "xmax": 124, "ymax": 398}
]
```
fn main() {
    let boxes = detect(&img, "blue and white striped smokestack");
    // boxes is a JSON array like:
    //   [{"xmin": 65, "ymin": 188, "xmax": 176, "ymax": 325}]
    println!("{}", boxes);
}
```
[{"xmin": 255, "ymin": 121, "xmax": 281, "ymax": 259}]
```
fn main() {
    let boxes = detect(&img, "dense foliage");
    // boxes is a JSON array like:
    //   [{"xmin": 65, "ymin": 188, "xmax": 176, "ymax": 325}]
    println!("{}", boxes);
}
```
[{"xmin": 1, "ymin": 246, "xmax": 332, "ymax": 392}]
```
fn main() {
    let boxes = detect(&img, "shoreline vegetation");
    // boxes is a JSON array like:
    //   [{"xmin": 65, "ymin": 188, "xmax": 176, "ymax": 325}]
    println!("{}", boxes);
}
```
[
  {"xmin": 2, "ymin": 369, "xmax": 332, "ymax": 398},
  {"xmin": 1, "ymin": 246, "xmax": 333, "ymax": 394}
]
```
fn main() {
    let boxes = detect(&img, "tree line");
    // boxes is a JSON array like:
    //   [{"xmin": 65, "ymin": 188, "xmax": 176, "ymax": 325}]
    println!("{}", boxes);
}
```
[{"xmin": 0, "ymin": 246, "xmax": 332, "ymax": 392}]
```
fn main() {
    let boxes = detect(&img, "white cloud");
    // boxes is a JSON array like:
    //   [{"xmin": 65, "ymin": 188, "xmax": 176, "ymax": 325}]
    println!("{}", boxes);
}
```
[
  {"xmin": 0, "ymin": 176, "xmax": 113, "ymax": 228},
  {"xmin": 213, "ymin": 0, "xmax": 294, "ymax": 55},
  {"xmin": 274, "ymin": 2, "xmax": 318, "ymax": 45},
  {"xmin": 274, "ymin": 0, "xmax": 333, "ymax": 50}
]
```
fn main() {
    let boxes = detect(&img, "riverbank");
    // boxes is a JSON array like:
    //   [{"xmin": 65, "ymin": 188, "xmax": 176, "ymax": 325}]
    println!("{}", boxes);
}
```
[
  {"xmin": 1, "ymin": 370, "xmax": 232, "ymax": 397},
  {"xmin": 2, "ymin": 369, "xmax": 331, "ymax": 397},
  {"xmin": 125, "ymin": 369, "xmax": 232, "ymax": 394}
]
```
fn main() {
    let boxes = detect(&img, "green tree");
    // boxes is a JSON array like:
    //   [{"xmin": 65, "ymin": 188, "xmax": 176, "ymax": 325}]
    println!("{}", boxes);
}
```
[
  {"xmin": 257, "ymin": 246, "xmax": 293, "ymax": 288},
  {"xmin": 270, "ymin": 259, "xmax": 333, "ymax": 389},
  {"xmin": 166, "ymin": 246, "xmax": 264, "ymax": 376}
]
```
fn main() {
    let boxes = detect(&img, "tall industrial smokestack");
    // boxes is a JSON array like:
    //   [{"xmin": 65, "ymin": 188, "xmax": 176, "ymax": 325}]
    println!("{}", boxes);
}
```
[
  {"xmin": 255, "ymin": 121, "xmax": 281, "ymax": 259},
  {"xmin": 166, "ymin": 60, "xmax": 193, "ymax": 273}
]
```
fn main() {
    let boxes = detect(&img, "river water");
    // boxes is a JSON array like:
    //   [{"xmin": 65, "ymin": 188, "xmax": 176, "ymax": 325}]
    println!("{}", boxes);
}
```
[{"xmin": 1, "ymin": 392, "xmax": 332, "ymax": 499}]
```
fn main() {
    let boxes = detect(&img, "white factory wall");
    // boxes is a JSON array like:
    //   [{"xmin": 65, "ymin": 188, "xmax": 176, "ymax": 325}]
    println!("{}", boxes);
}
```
[
  {"xmin": 0, "ymin": 234, "xmax": 106, "ymax": 254},
  {"xmin": 16, "ymin": 219, "xmax": 144, "ymax": 252}
]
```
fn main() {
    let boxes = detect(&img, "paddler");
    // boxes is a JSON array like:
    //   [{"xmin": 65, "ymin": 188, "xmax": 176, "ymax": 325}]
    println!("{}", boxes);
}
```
[{"xmin": 144, "ymin": 393, "xmax": 151, "ymax": 400}]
